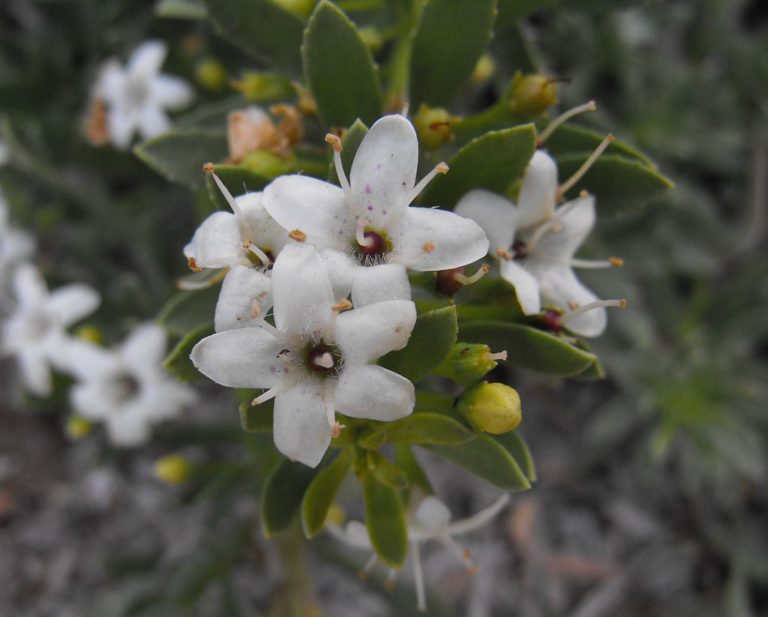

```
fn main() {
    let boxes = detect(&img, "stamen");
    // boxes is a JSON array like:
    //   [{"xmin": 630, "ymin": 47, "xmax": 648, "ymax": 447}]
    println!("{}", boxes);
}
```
[
  {"xmin": 559, "ymin": 298, "xmax": 627, "ymax": 324},
  {"xmin": 256, "ymin": 319, "xmax": 285, "ymax": 342},
  {"xmin": 570, "ymin": 256, "xmax": 624, "ymax": 269},
  {"xmin": 403, "ymin": 162, "xmax": 449, "ymax": 206},
  {"xmin": 489, "ymin": 350, "xmax": 508, "ymax": 361},
  {"xmin": 411, "ymin": 542, "xmax": 427, "ymax": 612},
  {"xmin": 331, "ymin": 421, "xmax": 345, "ymax": 438},
  {"xmin": 251, "ymin": 383, "xmax": 283, "ymax": 406},
  {"xmin": 204, "ymin": 164, "xmax": 245, "ymax": 220},
  {"xmin": 525, "ymin": 219, "xmax": 560, "ymax": 253},
  {"xmin": 250, "ymin": 299, "xmax": 261, "ymax": 320},
  {"xmin": 558, "ymin": 134, "xmax": 615, "ymax": 198},
  {"xmin": 384, "ymin": 568, "xmax": 398, "ymax": 592},
  {"xmin": 496, "ymin": 247, "xmax": 513, "ymax": 260},
  {"xmin": 187, "ymin": 256, "xmax": 201, "ymax": 272},
  {"xmin": 438, "ymin": 535, "xmax": 476, "ymax": 573},
  {"xmin": 356, "ymin": 218, "xmax": 374, "ymax": 248},
  {"xmin": 325, "ymin": 133, "xmax": 352, "ymax": 198},
  {"xmin": 332, "ymin": 299, "xmax": 353, "ymax": 313},
  {"xmin": 453, "ymin": 263, "xmax": 490, "ymax": 286},
  {"xmin": 246, "ymin": 242, "xmax": 273, "ymax": 267},
  {"xmin": 358, "ymin": 553, "xmax": 378, "ymax": 580},
  {"xmin": 537, "ymin": 100, "xmax": 597, "ymax": 145},
  {"xmin": 289, "ymin": 229, "xmax": 307, "ymax": 242}
]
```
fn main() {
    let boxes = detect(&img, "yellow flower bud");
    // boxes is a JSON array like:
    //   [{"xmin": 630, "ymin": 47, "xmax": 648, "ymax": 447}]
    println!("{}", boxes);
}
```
[
  {"xmin": 507, "ymin": 72, "xmax": 558, "ymax": 117},
  {"xmin": 74, "ymin": 326, "xmax": 103, "ymax": 345},
  {"xmin": 195, "ymin": 57, "xmax": 228, "ymax": 92},
  {"xmin": 436, "ymin": 343, "xmax": 507, "ymax": 386},
  {"xmin": 457, "ymin": 382, "xmax": 522, "ymax": 435},
  {"xmin": 413, "ymin": 104, "xmax": 459, "ymax": 150},
  {"xmin": 66, "ymin": 415, "xmax": 93, "ymax": 439},
  {"xmin": 153, "ymin": 455, "xmax": 192, "ymax": 485}
]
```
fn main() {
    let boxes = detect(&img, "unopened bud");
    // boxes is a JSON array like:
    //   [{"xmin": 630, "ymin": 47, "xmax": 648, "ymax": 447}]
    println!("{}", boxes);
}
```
[
  {"xmin": 471, "ymin": 53, "xmax": 496, "ymax": 84},
  {"xmin": 457, "ymin": 382, "xmax": 522, "ymax": 435},
  {"xmin": 195, "ymin": 57, "xmax": 228, "ymax": 92},
  {"xmin": 153, "ymin": 454, "xmax": 192, "ymax": 485},
  {"xmin": 413, "ymin": 104, "xmax": 458, "ymax": 150},
  {"xmin": 66, "ymin": 415, "xmax": 93, "ymax": 439},
  {"xmin": 273, "ymin": 0, "xmax": 315, "ymax": 18},
  {"xmin": 436, "ymin": 343, "xmax": 507, "ymax": 386},
  {"xmin": 75, "ymin": 325, "xmax": 104, "ymax": 345},
  {"xmin": 507, "ymin": 72, "xmax": 558, "ymax": 117},
  {"xmin": 240, "ymin": 150, "xmax": 295, "ymax": 178},
  {"xmin": 231, "ymin": 72, "xmax": 294, "ymax": 102}
]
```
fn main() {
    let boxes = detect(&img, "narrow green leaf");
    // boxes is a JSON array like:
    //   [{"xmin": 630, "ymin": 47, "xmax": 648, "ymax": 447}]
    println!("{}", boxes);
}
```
[
  {"xmin": 545, "ymin": 124, "xmax": 653, "ymax": 165},
  {"xmin": 328, "ymin": 119, "xmax": 368, "ymax": 182},
  {"xmin": 203, "ymin": 0, "xmax": 305, "ymax": 75},
  {"xmin": 461, "ymin": 320, "xmax": 599, "ymax": 377},
  {"xmin": 363, "ymin": 473, "xmax": 408, "ymax": 567},
  {"xmin": 369, "ymin": 452, "xmax": 410, "ymax": 489},
  {"xmin": 261, "ymin": 458, "xmax": 320, "ymax": 536},
  {"xmin": 410, "ymin": 0, "xmax": 497, "ymax": 108},
  {"xmin": 163, "ymin": 322, "xmax": 214, "ymax": 382},
  {"xmin": 302, "ymin": 1, "xmax": 382, "ymax": 128},
  {"xmin": 157, "ymin": 285, "xmax": 221, "ymax": 337},
  {"xmin": 557, "ymin": 154, "xmax": 674, "ymax": 210},
  {"xmin": 134, "ymin": 130, "xmax": 228, "ymax": 189},
  {"xmin": 423, "ymin": 125, "xmax": 537, "ymax": 210},
  {"xmin": 301, "ymin": 450, "xmax": 351, "ymax": 538},
  {"xmin": 359, "ymin": 412, "xmax": 474, "ymax": 450},
  {"xmin": 205, "ymin": 164, "xmax": 270, "ymax": 210},
  {"xmin": 493, "ymin": 431, "xmax": 536, "ymax": 482},
  {"xmin": 379, "ymin": 305, "xmax": 457, "ymax": 382},
  {"xmin": 394, "ymin": 444, "xmax": 433, "ymax": 494},
  {"xmin": 155, "ymin": 0, "xmax": 207, "ymax": 20},
  {"xmin": 426, "ymin": 435, "xmax": 530, "ymax": 490}
]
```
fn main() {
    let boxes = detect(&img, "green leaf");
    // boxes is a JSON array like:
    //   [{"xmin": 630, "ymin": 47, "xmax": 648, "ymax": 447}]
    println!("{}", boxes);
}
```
[
  {"xmin": 157, "ymin": 285, "xmax": 221, "ymax": 337},
  {"xmin": 493, "ymin": 431, "xmax": 536, "ymax": 482},
  {"xmin": 302, "ymin": 1, "xmax": 382, "ymax": 128},
  {"xmin": 239, "ymin": 397, "xmax": 274, "ymax": 432},
  {"xmin": 359, "ymin": 412, "xmax": 474, "ymax": 450},
  {"xmin": 409, "ymin": 0, "xmax": 497, "ymax": 108},
  {"xmin": 155, "ymin": 0, "xmax": 207, "ymax": 20},
  {"xmin": 557, "ymin": 154, "xmax": 674, "ymax": 210},
  {"xmin": 544, "ymin": 124, "xmax": 653, "ymax": 165},
  {"xmin": 461, "ymin": 320, "xmax": 599, "ymax": 377},
  {"xmin": 394, "ymin": 444, "xmax": 433, "ymax": 494},
  {"xmin": 163, "ymin": 322, "xmax": 214, "ymax": 382},
  {"xmin": 301, "ymin": 450, "xmax": 351, "ymax": 538},
  {"xmin": 363, "ymin": 473, "xmax": 408, "ymax": 567},
  {"xmin": 203, "ymin": 0, "xmax": 305, "ymax": 75},
  {"xmin": 328, "ymin": 119, "xmax": 368, "ymax": 182},
  {"xmin": 261, "ymin": 458, "xmax": 320, "ymax": 536},
  {"xmin": 379, "ymin": 305, "xmax": 457, "ymax": 382},
  {"xmin": 426, "ymin": 435, "xmax": 530, "ymax": 490},
  {"xmin": 134, "ymin": 130, "xmax": 228, "ymax": 189},
  {"xmin": 422, "ymin": 125, "xmax": 537, "ymax": 209},
  {"xmin": 368, "ymin": 452, "xmax": 410, "ymax": 489},
  {"xmin": 205, "ymin": 164, "xmax": 270, "ymax": 210}
]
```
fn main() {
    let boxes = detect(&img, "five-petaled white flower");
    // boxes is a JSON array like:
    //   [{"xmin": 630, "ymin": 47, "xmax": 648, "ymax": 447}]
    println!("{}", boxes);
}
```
[
  {"xmin": 455, "ymin": 150, "xmax": 624, "ymax": 337},
  {"xmin": 0, "ymin": 190, "xmax": 35, "ymax": 303},
  {"xmin": 0, "ymin": 264, "xmax": 100, "ymax": 396},
  {"xmin": 328, "ymin": 493, "xmax": 510, "ymax": 612},
  {"xmin": 191, "ymin": 242, "xmax": 417, "ymax": 467},
  {"xmin": 183, "ymin": 169, "xmax": 290, "ymax": 332},
  {"xmin": 67, "ymin": 323, "xmax": 197, "ymax": 446},
  {"xmin": 262, "ymin": 114, "xmax": 489, "ymax": 306},
  {"xmin": 94, "ymin": 40, "xmax": 193, "ymax": 150}
]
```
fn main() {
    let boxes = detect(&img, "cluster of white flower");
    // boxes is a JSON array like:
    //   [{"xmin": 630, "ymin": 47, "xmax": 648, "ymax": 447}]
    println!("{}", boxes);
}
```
[
  {"xmin": 189, "ymin": 114, "xmax": 489, "ymax": 467},
  {"xmin": 0, "ymin": 188, "xmax": 195, "ymax": 445}
]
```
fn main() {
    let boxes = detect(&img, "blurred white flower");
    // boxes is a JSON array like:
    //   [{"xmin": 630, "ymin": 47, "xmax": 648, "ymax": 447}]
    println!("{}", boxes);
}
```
[
  {"xmin": 94, "ymin": 40, "xmax": 193, "ymax": 149},
  {"xmin": 67, "ymin": 323, "xmax": 196, "ymax": 446},
  {"xmin": 0, "ymin": 191, "xmax": 35, "ymax": 302},
  {"xmin": 0, "ymin": 265, "xmax": 100, "ymax": 396},
  {"xmin": 263, "ymin": 114, "xmax": 489, "ymax": 306},
  {"xmin": 191, "ymin": 242, "xmax": 417, "ymax": 467},
  {"xmin": 456, "ymin": 150, "xmax": 624, "ymax": 337},
  {"xmin": 328, "ymin": 493, "xmax": 510, "ymax": 611}
]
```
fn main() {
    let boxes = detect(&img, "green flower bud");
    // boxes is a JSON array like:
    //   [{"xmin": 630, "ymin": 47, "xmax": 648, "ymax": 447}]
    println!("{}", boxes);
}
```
[
  {"xmin": 507, "ymin": 72, "xmax": 558, "ymax": 117},
  {"xmin": 240, "ymin": 150, "xmax": 295, "ymax": 178},
  {"xmin": 195, "ymin": 57, "xmax": 228, "ymax": 92},
  {"xmin": 457, "ymin": 382, "xmax": 522, "ymax": 435},
  {"xmin": 232, "ymin": 72, "xmax": 294, "ymax": 102},
  {"xmin": 273, "ymin": 0, "xmax": 315, "ymax": 18},
  {"xmin": 66, "ymin": 415, "xmax": 93, "ymax": 439},
  {"xmin": 471, "ymin": 53, "xmax": 496, "ymax": 83},
  {"xmin": 436, "ymin": 342, "xmax": 506, "ymax": 386},
  {"xmin": 153, "ymin": 454, "xmax": 192, "ymax": 485},
  {"xmin": 413, "ymin": 104, "xmax": 459, "ymax": 150}
]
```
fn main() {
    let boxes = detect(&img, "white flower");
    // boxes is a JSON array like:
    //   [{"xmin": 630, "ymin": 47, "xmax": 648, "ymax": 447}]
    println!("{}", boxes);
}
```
[
  {"xmin": 67, "ymin": 324, "xmax": 197, "ymax": 447},
  {"xmin": 328, "ymin": 493, "xmax": 510, "ymax": 611},
  {"xmin": 183, "ymin": 171, "xmax": 290, "ymax": 332},
  {"xmin": 0, "ymin": 265, "xmax": 100, "ymax": 396},
  {"xmin": 262, "ymin": 114, "xmax": 489, "ymax": 306},
  {"xmin": 0, "ymin": 191, "xmax": 35, "ymax": 302},
  {"xmin": 455, "ymin": 150, "xmax": 624, "ymax": 337},
  {"xmin": 94, "ymin": 40, "xmax": 193, "ymax": 149},
  {"xmin": 191, "ymin": 242, "xmax": 417, "ymax": 467}
]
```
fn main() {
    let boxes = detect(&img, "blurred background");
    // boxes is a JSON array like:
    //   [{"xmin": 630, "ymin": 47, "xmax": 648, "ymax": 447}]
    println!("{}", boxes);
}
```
[{"xmin": 0, "ymin": 0, "xmax": 766, "ymax": 615}]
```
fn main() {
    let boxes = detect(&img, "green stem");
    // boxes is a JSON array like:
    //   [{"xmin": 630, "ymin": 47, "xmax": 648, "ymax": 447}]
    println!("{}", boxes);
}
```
[{"xmin": 269, "ymin": 524, "xmax": 323, "ymax": 617}]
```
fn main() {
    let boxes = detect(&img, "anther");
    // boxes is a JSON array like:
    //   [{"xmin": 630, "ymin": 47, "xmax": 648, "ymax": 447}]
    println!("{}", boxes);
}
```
[
  {"xmin": 558, "ymin": 134, "xmax": 615, "ymax": 199},
  {"xmin": 187, "ymin": 256, "xmax": 201, "ymax": 272},
  {"xmin": 423, "ymin": 241, "xmax": 435, "ymax": 253},
  {"xmin": 289, "ymin": 229, "xmax": 307, "ymax": 242},
  {"xmin": 324, "ymin": 133, "xmax": 342, "ymax": 153},
  {"xmin": 330, "ymin": 422, "xmax": 345, "ymax": 438},
  {"xmin": 404, "ymin": 161, "xmax": 449, "ymax": 206},
  {"xmin": 496, "ymin": 247, "xmax": 513, "ymax": 260},
  {"xmin": 537, "ymin": 100, "xmax": 597, "ymax": 146},
  {"xmin": 250, "ymin": 299, "xmax": 261, "ymax": 320},
  {"xmin": 489, "ymin": 350, "xmax": 508, "ymax": 361},
  {"xmin": 453, "ymin": 263, "xmax": 490, "ymax": 286},
  {"xmin": 358, "ymin": 553, "xmax": 378, "ymax": 580},
  {"xmin": 332, "ymin": 299, "xmax": 353, "ymax": 313},
  {"xmin": 559, "ymin": 298, "xmax": 627, "ymax": 325},
  {"xmin": 202, "ymin": 162, "xmax": 215, "ymax": 174}
]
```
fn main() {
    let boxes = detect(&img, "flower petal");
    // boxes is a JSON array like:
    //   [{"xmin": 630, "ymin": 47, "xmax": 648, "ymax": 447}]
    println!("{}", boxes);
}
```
[
  {"xmin": 273, "ymin": 379, "xmax": 331, "ymax": 468},
  {"xmin": 190, "ymin": 327, "xmax": 288, "ymax": 388},
  {"xmin": 149, "ymin": 75, "xmax": 193, "ymax": 109},
  {"xmin": 59, "ymin": 339, "xmax": 121, "ymax": 381},
  {"xmin": 47, "ymin": 284, "xmax": 100, "ymax": 327},
  {"xmin": 529, "ymin": 194, "xmax": 595, "ymax": 262},
  {"xmin": 215, "ymin": 266, "xmax": 272, "ymax": 332},
  {"xmin": 321, "ymin": 248, "xmax": 357, "ymax": 301},
  {"xmin": 18, "ymin": 350, "xmax": 52, "ymax": 397},
  {"xmin": 454, "ymin": 189, "xmax": 518, "ymax": 255},
  {"xmin": 13, "ymin": 264, "xmax": 48, "ymax": 307},
  {"xmin": 105, "ymin": 409, "xmax": 151, "ymax": 447},
  {"xmin": 263, "ymin": 175, "xmax": 351, "ymax": 251},
  {"xmin": 335, "ymin": 364, "xmax": 414, "ymax": 421},
  {"xmin": 334, "ymin": 299, "xmax": 416, "ymax": 364},
  {"xmin": 107, "ymin": 106, "xmax": 138, "ymax": 150},
  {"xmin": 271, "ymin": 243, "xmax": 333, "ymax": 337},
  {"xmin": 138, "ymin": 105, "xmax": 172, "ymax": 140},
  {"xmin": 351, "ymin": 263, "xmax": 410, "ymax": 306},
  {"xmin": 237, "ymin": 192, "xmax": 290, "ymax": 254},
  {"xmin": 128, "ymin": 40, "xmax": 167, "ymax": 77},
  {"xmin": 183, "ymin": 211, "xmax": 243, "ymax": 269},
  {"xmin": 349, "ymin": 115, "xmax": 418, "ymax": 228},
  {"xmin": 517, "ymin": 150, "xmax": 558, "ymax": 228},
  {"xmin": 121, "ymin": 323, "xmax": 166, "ymax": 371},
  {"xmin": 95, "ymin": 60, "xmax": 126, "ymax": 102},
  {"xmin": 499, "ymin": 260, "xmax": 541, "ymax": 315},
  {"xmin": 391, "ymin": 207, "xmax": 489, "ymax": 271},
  {"xmin": 71, "ymin": 381, "xmax": 117, "ymax": 419}
]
